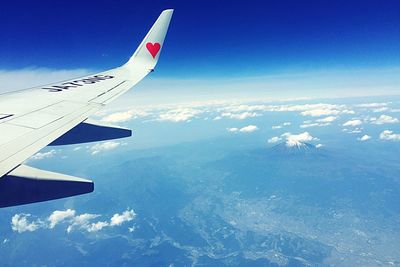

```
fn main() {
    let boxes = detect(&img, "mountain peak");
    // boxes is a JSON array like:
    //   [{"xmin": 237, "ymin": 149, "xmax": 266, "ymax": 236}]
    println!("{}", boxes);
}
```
[{"xmin": 271, "ymin": 142, "xmax": 317, "ymax": 154}]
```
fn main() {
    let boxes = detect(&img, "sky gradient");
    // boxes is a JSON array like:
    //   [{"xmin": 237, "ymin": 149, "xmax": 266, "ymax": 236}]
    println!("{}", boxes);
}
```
[
  {"xmin": 1, "ymin": 1, "xmax": 399, "ymax": 75},
  {"xmin": 0, "ymin": 0, "xmax": 399, "ymax": 102}
]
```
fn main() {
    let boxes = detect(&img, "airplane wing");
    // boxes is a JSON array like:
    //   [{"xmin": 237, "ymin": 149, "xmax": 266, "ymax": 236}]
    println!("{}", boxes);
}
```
[{"xmin": 0, "ymin": 9, "xmax": 173, "ymax": 207}]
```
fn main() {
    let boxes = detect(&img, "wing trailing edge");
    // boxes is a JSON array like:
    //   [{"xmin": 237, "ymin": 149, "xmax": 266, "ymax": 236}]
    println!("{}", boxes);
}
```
[
  {"xmin": 50, "ymin": 119, "xmax": 132, "ymax": 146},
  {"xmin": 0, "ymin": 165, "xmax": 93, "ymax": 208}
]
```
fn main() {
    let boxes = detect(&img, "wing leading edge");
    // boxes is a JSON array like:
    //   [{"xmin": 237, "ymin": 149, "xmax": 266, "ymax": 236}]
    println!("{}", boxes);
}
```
[{"xmin": 0, "ymin": 9, "xmax": 174, "ymax": 207}]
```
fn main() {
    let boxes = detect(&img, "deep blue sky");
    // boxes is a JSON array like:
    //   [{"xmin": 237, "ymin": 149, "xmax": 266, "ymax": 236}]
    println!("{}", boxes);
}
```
[{"xmin": 0, "ymin": 0, "xmax": 399, "ymax": 78}]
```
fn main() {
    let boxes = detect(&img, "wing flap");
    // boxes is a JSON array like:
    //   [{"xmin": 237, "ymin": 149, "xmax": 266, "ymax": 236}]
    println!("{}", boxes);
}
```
[
  {"xmin": 50, "ymin": 119, "xmax": 132, "ymax": 145},
  {"xmin": 0, "ymin": 165, "xmax": 93, "ymax": 207},
  {"xmin": 0, "ymin": 102, "xmax": 101, "ymax": 177}
]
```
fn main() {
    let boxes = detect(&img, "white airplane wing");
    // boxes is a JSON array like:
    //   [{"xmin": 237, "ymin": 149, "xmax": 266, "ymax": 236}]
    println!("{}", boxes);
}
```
[{"xmin": 0, "ymin": 9, "xmax": 173, "ymax": 207}]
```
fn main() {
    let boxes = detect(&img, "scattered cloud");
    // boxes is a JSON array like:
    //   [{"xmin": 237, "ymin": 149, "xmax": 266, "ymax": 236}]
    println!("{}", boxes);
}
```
[
  {"xmin": 379, "ymin": 130, "xmax": 400, "ymax": 141},
  {"xmin": 228, "ymin": 125, "xmax": 259, "ymax": 133},
  {"xmin": 300, "ymin": 116, "xmax": 336, "ymax": 128},
  {"xmin": 221, "ymin": 112, "xmax": 260, "ymax": 120},
  {"xmin": 372, "ymin": 107, "xmax": 389, "ymax": 113},
  {"xmin": 11, "ymin": 209, "xmax": 136, "ymax": 234},
  {"xmin": 110, "ymin": 210, "xmax": 136, "ymax": 226},
  {"xmin": 316, "ymin": 144, "xmax": 324, "ymax": 148},
  {"xmin": 301, "ymin": 109, "xmax": 341, "ymax": 117},
  {"xmin": 272, "ymin": 122, "xmax": 291, "ymax": 129},
  {"xmin": 269, "ymin": 103, "xmax": 354, "ymax": 117},
  {"xmin": 11, "ymin": 214, "xmax": 42, "ymax": 233},
  {"xmin": 48, "ymin": 209, "xmax": 76, "ymax": 229},
  {"xmin": 101, "ymin": 110, "xmax": 148, "ymax": 123},
  {"xmin": 300, "ymin": 122, "xmax": 330, "ymax": 128},
  {"xmin": 90, "ymin": 141, "xmax": 120, "ymax": 155},
  {"xmin": 227, "ymin": 127, "xmax": 238, "ymax": 133},
  {"xmin": 239, "ymin": 125, "xmax": 259, "ymax": 133},
  {"xmin": 356, "ymin": 103, "xmax": 388, "ymax": 108},
  {"xmin": 267, "ymin": 136, "xmax": 282, "ymax": 144},
  {"xmin": 30, "ymin": 149, "xmax": 57, "ymax": 160},
  {"xmin": 343, "ymin": 119, "xmax": 362, "ymax": 127},
  {"xmin": 358, "ymin": 135, "xmax": 371, "ymax": 141},
  {"xmin": 67, "ymin": 213, "xmax": 100, "ymax": 233},
  {"xmin": 213, "ymin": 116, "xmax": 222, "ymax": 121},
  {"xmin": 370, "ymin": 115, "xmax": 399, "ymax": 125},
  {"xmin": 342, "ymin": 128, "xmax": 363, "ymax": 134},
  {"xmin": 316, "ymin": 116, "xmax": 337, "ymax": 123},
  {"xmin": 157, "ymin": 108, "xmax": 203, "ymax": 122},
  {"xmin": 217, "ymin": 103, "xmax": 349, "ymax": 120}
]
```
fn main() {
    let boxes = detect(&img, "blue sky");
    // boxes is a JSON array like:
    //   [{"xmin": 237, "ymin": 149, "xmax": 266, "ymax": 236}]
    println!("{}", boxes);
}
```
[
  {"xmin": 0, "ymin": 0, "xmax": 399, "ymax": 101},
  {"xmin": 1, "ymin": 1, "xmax": 399, "ymax": 75}
]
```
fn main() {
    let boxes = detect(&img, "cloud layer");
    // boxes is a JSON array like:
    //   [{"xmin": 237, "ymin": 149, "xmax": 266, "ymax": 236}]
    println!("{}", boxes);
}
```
[{"xmin": 11, "ymin": 208, "xmax": 136, "ymax": 234}]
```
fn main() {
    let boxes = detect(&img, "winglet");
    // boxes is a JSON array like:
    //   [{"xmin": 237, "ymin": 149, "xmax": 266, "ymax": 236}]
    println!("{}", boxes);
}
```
[{"xmin": 123, "ymin": 9, "xmax": 173, "ymax": 72}]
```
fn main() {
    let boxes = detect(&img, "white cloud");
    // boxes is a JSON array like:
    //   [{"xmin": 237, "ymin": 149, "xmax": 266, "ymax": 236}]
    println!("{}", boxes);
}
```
[
  {"xmin": 12, "ymin": 208, "xmax": 137, "ymax": 234},
  {"xmin": 11, "ymin": 214, "xmax": 41, "ymax": 233},
  {"xmin": 343, "ymin": 128, "xmax": 363, "ymax": 134},
  {"xmin": 270, "ymin": 103, "xmax": 339, "ymax": 113},
  {"xmin": 356, "ymin": 102, "xmax": 388, "ymax": 108},
  {"xmin": 228, "ymin": 125, "xmax": 258, "ymax": 133},
  {"xmin": 221, "ymin": 112, "xmax": 260, "ymax": 120},
  {"xmin": 282, "ymin": 132, "xmax": 318, "ymax": 147},
  {"xmin": 86, "ymin": 221, "xmax": 109, "ymax": 232},
  {"xmin": 316, "ymin": 144, "xmax": 324, "ymax": 148},
  {"xmin": 267, "ymin": 103, "xmax": 354, "ymax": 117},
  {"xmin": 358, "ymin": 135, "xmax": 371, "ymax": 141},
  {"xmin": 372, "ymin": 107, "xmax": 389, "ymax": 113},
  {"xmin": 157, "ymin": 108, "xmax": 203, "ymax": 122},
  {"xmin": 370, "ymin": 115, "xmax": 399, "ymax": 125},
  {"xmin": 379, "ymin": 130, "xmax": 400, "ymax": 141},
  {"xmin": 267, "ymin": 136, "xmax": 281, "ymax": 144},
  {"xmin": 48, "ymin": 209, "xmax": 76, "ymax": 229},
  {"xmin": 301, "ymin": 109, "xmax": 340, "ymax": 117},
  {"xmin": 101, "ymin": 110, "xmax": 148, "ymax": 123},
  {"xmin": 227, "ymin": 127, "xmax": 239, "ymax": 132},
  {"xmin": 222, "ymin": 104, "xmax": 268, "ymax": 113},
  {"xmin": 30, "ymin": 149, "xmax": 56, "ymax": 160},
  {"xmin": 342, "ymin": 109, "xmax": 356, "ymax": 115},
  {"xmin": 110, "ymin": 209, "xmax": 136, "ymax": 226},
  {"xmin": 343, "ymin": 119, "xmax": 362, "ymax": 127},
  {"xmin": 239, "ymin": 125, "xmax": 258, "ymax": 133},
  {"xmin": 90, "ymin": 141, "xmax": 120, "ymax": 155},
  {"xmin": 213, "ymin": 116, "xmax": 222, "ymax": 121},
  {"xmin": 272, "ymin": 122, "xmax": 291, "ymax": 129},
  {"xmin": 316, "ymin": 116, "xmax": 337, "ymax": 123},
  {"xmin": 300, "ymin": 122, "xmax": 330, "ymax": 128},
  {"xmin": 67, "ymin": 213, "xmax": 101, "ymax": 233}
]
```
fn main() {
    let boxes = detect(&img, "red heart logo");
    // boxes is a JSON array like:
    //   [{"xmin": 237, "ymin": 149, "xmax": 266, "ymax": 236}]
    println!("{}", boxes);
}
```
[{"xmin": 146, "ymin": 42, "xmax": 161, "ymax": 59}]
